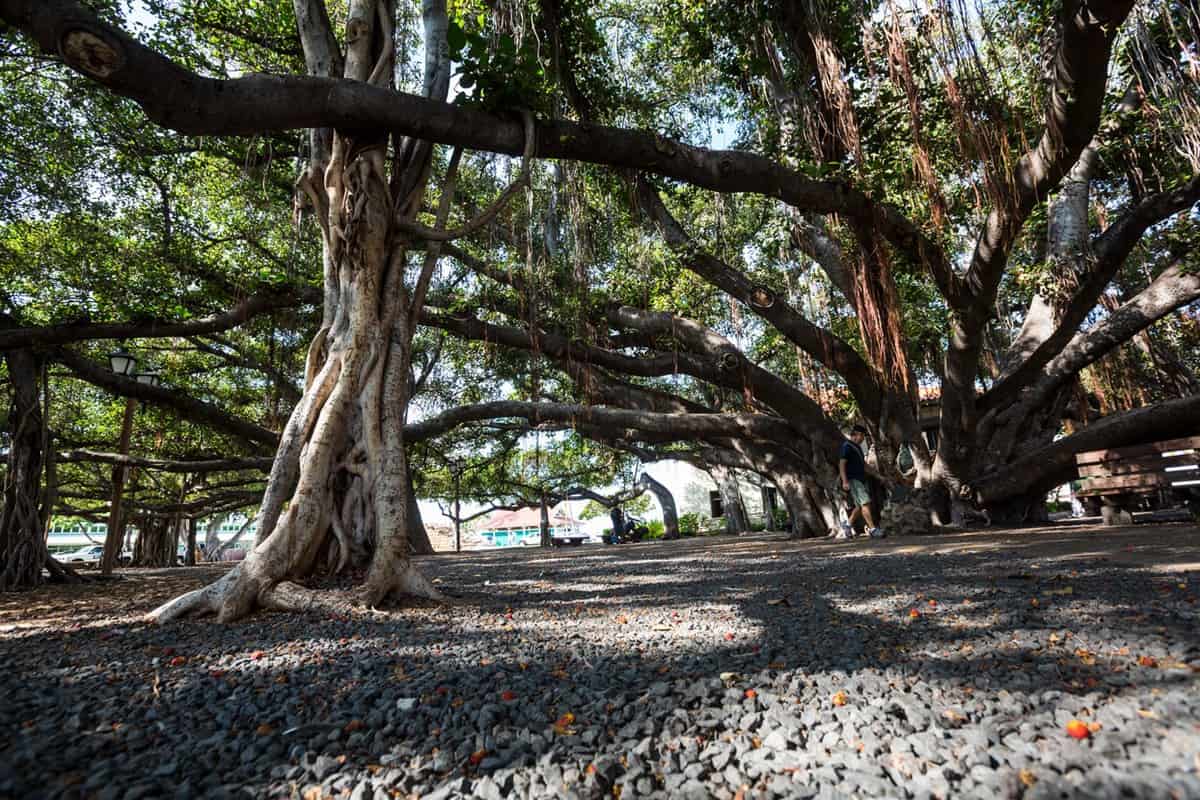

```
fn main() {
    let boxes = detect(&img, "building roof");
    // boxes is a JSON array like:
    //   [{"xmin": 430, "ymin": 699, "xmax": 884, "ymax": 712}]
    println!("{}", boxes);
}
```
[{"xmin": 478, "ymin": 506, "xmax": 574, "ymax": 531}]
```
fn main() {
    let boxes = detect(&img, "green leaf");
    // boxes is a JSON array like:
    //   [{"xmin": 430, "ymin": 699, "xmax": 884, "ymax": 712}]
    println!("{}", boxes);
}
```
[{"xmin": 446, "ymin": 21, "xmax": 467, "ymax": 55}]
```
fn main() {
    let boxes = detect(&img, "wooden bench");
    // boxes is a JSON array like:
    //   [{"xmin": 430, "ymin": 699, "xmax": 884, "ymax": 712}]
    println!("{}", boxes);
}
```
[{"xmin": 1075, "ymin": 436, "xmax": 1200, "ymax": 525}]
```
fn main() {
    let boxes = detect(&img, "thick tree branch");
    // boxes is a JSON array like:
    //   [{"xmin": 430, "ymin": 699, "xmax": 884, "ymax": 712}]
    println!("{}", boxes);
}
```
[
  {"xmin": 1033, "ymin": 263, "xmax": 1200, "ymax": 396},
  {"xmin": 1, "ymin": 0, "xmax": 943, "ymax": 271},
  {"xmin": 982, "ymin": 176, "xmax": 1200, "ymax": 412},
  {"xmin": 960, "ymin": 0, "xmax": 1136, "ymax": 310},
  {"xmin": 403, "ymin": 401, "xmax": 793, "ymax": 443},
  {"xmin": 0, "ymin": 287, "xmax": 312, "ymax": 350},
  {"xmin": 974, "ymin": 392, "xmax": 1200, "ymax": 504},
  {"xmin": 422, "ymin": 308, "xmax": 840, "ymax": 445},
  {"xmin": 984, "ymin": 262, "xmax": 1200, "ymax": 446},
  {"xmin": 57, "ymin": 450, "xmax": 274, "ymax": 474},
  {"xmin": 53, "ymin": 349, "xmax": 279, "ymax": 448},
  {"xmin": 635, "ymin": 178, "xmax": 883, "ymax": 417}
]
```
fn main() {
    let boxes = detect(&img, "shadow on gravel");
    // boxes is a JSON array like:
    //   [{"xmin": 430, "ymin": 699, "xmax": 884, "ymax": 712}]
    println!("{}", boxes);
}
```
[{"xmin": 1, "ymin": 526, "xmax": 1198, "ymax": 798}]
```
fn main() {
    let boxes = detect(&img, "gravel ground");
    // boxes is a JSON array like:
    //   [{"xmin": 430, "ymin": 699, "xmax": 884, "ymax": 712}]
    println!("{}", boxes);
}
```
[{"xmin": 2, "ymin": 523, "xmax": 1199, "ymax": 800}]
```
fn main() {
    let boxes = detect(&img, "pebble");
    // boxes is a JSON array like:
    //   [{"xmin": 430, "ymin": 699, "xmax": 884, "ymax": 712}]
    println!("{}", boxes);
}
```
[{"xmin": 0, "ymin": 532, "xmax": 1197, "ymax": 799}]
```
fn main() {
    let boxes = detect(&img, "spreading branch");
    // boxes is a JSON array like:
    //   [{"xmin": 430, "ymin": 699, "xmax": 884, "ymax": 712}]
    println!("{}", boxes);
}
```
[
  {"xmin": 0, "ymin": 287, "xmax": 313, "ymax": 350},
  {"xmin": 57, "ymin": 450, "xmax": 274, "ymax": 474},
  {"xmin": 54, "ymin": 349, "xmax": 279, "ymax": 447},
  {"xmin": 2, "ymin": 0, "xmax": 944, "ymax": 272},
  {"xmin": 403, "ymin": 400, "xmax": 793, "ymax": 443}
]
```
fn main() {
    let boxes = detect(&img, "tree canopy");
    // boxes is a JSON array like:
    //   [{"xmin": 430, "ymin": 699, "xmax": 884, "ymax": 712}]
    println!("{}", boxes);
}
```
[{"xmin": 0, "ymin": 0, "xmax": 1197, "ymax": 610}]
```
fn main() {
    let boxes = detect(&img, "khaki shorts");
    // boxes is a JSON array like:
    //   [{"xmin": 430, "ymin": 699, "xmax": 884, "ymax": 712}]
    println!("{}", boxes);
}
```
[{"xmin": 848, "ymin": 479, "xmax": 871, "ymax": 507}]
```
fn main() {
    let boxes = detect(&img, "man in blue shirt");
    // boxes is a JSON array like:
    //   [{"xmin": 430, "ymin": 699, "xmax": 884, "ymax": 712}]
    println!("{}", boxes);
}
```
[
  {"xmin": 609, "ymin": 506, "xmax": 624, "ymax": 544},
  {"xmin": 837, "ymin": 425, "xmax": 885, "ymax": 539}
]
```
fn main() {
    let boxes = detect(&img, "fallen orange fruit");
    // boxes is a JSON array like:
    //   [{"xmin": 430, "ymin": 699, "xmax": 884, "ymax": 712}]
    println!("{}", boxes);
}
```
[
  {"xmin": 909, "ymin": 609, "xmax": 921, "ymax": 619},
  {"xmin": 1138, "ymin": 655, "xmax": 1158, "ymax": 668},
  {"xmin": 500, "ymin": 690, "xmax": 517, "ymax": 702},
  {"xmin": 468, "ymin": 749, "xmax": 487, "ymax": 766},
  {"xmin": 168, "ymin": 656, "xmax": 186, "ymax": 667},
  {"xmin": 744, "ymin": 689, "xmax": 757, "ymax": 700},
  {"xmin": 832, "ymin": 691, "xmax": 847, "ymax": 707},
  {"xmin": 1065, "ymin": 720, "xmax": 1089, "ymax": 739}
]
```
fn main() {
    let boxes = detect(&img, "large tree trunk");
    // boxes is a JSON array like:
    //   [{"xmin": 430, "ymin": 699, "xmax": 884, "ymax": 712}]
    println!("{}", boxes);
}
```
[
  {"xmin": 539, "ymin": 493, "xmax": 552, "ymax": 547},
  {"xmin": 638, "ymin": 472, "xmax": 679, "ymax": 539},
  {"xmin": 710, "ymin": 465, "xmax": 749, "ymax": 534},
  {"xmin": 407, "ymin": 466, "xmax": 434, "ymax": 555},
  {"xmin": 0, "ymin": 348, "xmax": 50, "ymax": 589},
  {"xmin": 184, "ymin": 517, "xmax": 198, "ymax": 566},
  {"xmin": 150, "ymin": 0, "xmax": 451, "ymax": 623},
  {"xmin": 134, "ymin": 514, "xmax": 176, "ymax": 567},
  {"xmin": 202, "ymin": 511, "xmax": 230, "ymax": 560}
]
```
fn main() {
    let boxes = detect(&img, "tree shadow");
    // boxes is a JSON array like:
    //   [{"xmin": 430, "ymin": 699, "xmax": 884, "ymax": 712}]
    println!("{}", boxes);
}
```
[{"xmin": 1, "ymin": 525, "xmax": 1198, "ymax": 799}]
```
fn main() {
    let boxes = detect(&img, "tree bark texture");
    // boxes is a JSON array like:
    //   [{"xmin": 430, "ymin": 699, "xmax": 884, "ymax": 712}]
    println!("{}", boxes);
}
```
[
  {"xmin": 638, "ymin": 472, "xmax": 679, "ymax": 539},
  {"xmin": 101, "ymin": 397, "xmax": 136, "ymax": 576},
  {"xmin": 710, "ymin": 465, "xmax": 750, "ymax": 534},
  {"xmin": 150, "ymin": 0, "xmax": 450, "ymax": 622},
  {"xmin": 0, "ymin": 349, "xmax": 50, "ymax": 589}
]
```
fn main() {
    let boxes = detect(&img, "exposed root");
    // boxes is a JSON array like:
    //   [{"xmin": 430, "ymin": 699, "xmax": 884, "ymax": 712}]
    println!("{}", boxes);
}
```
[
  {"xmin": 147, "ymin": 567, "xmax": 240, "ymax": 624},
  {"xmin": 395, "ymin": 563, "xmax": 445, "ymax": 602},
  {"xmin": 260, "ymin": 581, "xmax": 360, "ymax": 617},
  {"xmin": 361, "ymin": 561, "xmax": 446, "ymax": 609},
  {"xmin": 328, "ymin": 511, "xmax": 352, "ymax": 574},
  {"xmin": 44, "ymin": 554, "xmax": 88, "ymax": 584}
]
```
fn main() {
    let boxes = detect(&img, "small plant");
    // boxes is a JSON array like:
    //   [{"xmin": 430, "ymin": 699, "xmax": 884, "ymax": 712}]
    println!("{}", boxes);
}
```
[{"xmin": 678, "ymin": 512, "xmax": 703, "ymax": 536}]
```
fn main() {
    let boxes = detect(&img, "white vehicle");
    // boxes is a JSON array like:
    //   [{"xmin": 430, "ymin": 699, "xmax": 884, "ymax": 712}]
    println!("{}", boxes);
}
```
[
  {"xmin": 60, "ymin": 545, "xmax": 131, "ymax": 566},
  {"xmin": 61, "ymin": 545, "xmax": 104, "ymax": 564},
  {"xmin": 551, "ymin": 528, "xmax": 588, "ymax": 547}
]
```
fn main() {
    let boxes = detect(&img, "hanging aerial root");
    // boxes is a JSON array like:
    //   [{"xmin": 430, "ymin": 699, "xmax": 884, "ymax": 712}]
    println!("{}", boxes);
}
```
[{"xmin": 394, "ymin": 111, "xmax": 536, "ymax": 243}]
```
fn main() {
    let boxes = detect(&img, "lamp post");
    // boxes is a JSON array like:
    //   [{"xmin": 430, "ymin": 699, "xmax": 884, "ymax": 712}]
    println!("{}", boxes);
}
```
[{"xmin": 100, "ymin": 349, "xmax": 160, "ymax": 576}]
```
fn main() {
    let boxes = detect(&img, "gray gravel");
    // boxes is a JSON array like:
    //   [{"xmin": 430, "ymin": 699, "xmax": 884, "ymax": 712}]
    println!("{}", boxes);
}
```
[{"xmin": 2, "ymin": 529, "xmax": 1199, "ymax": 799}]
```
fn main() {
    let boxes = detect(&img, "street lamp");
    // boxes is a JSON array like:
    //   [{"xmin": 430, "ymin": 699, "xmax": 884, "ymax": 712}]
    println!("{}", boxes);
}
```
[
  {"xmin": 108, "ymin": 347, "xmax": 138, "ymax": 376},
  {"xmin": 101, "ymin": 353, "xmax": 159, "ymax": 575},
  {"xmin": 134, "ymin": 369, "xmax": 161, "ymax": 388}
]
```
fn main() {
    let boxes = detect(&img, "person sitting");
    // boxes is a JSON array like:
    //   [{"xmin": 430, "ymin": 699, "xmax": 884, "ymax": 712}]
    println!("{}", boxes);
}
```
[{"xmin": 609, "ymin": 506, "xmax": 624, "ymax": 544}]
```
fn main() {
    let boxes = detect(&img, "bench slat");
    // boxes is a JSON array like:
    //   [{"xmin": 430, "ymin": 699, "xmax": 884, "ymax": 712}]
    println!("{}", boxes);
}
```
[
  {"xmin": 1076, "ymin": 472, "xmax": 1197, "ymax": 495},
  {"xmin": 1077, "ymin": 455, "xmax": 1200, "ymax": 477},
  {"xmin": 1076, "ymin": 436, "xmax": 1200, "ymax": 465}
]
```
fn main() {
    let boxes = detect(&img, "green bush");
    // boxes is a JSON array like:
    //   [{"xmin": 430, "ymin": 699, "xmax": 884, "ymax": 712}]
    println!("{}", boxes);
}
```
[
  {"xmin": 678, "ymin": 512, "xmax": 702, "ymax": 536},
  {"xmin": 646, "ymin": 520, "xmax": 665, "ymax": 539}
]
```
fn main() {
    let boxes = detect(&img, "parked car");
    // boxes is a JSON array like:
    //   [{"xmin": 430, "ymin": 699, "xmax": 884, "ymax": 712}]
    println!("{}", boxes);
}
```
[
  {"xmin": 551, "ymin": 528, "xmax": 588, "ymax": 546},
  {"xmin": 60, "ymin": 545, "xmax": 131, "ymax": 566},
  {"xmin": 61, "ymin": 545, "xmax": 104, "ymax": 564}
]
